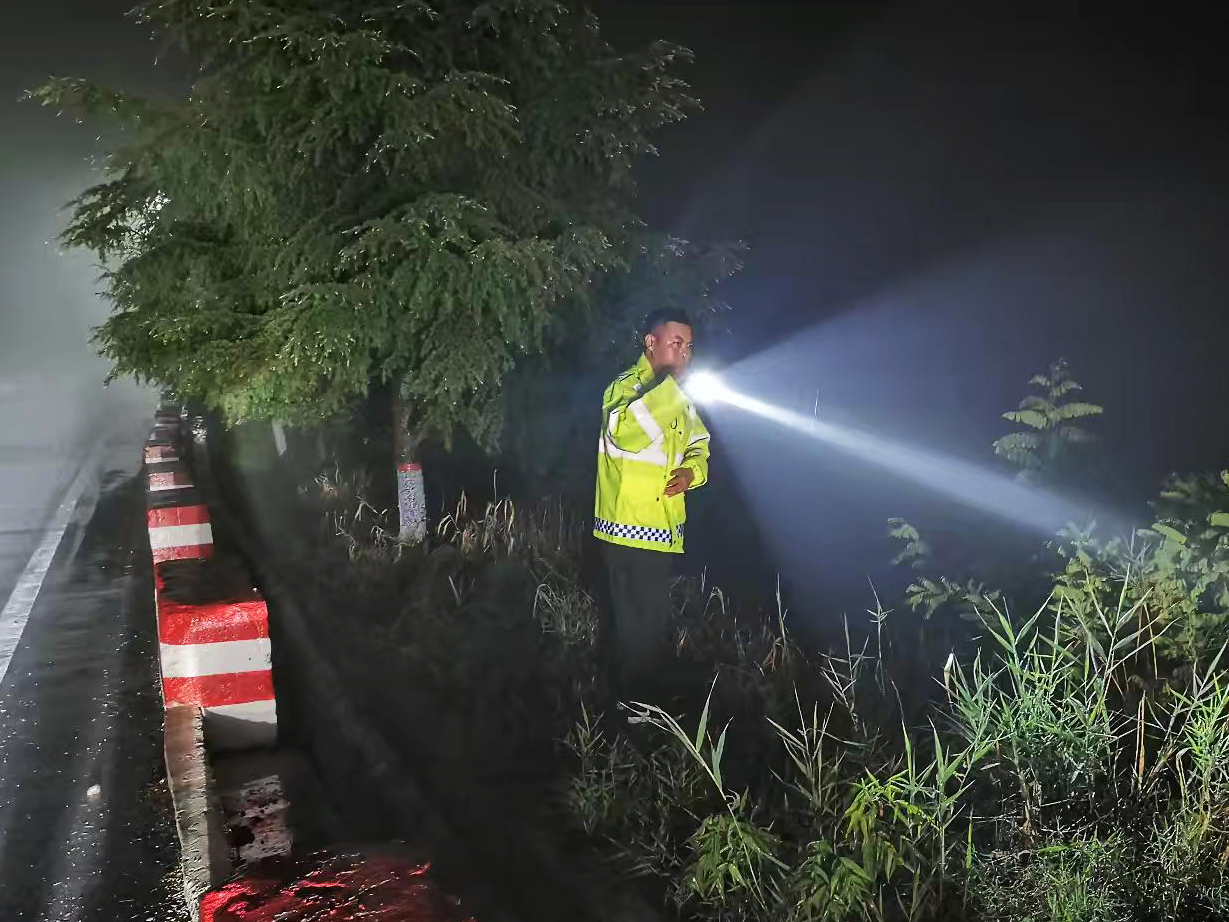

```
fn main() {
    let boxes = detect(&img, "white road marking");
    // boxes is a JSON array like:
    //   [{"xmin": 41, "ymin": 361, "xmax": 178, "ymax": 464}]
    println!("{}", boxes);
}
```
[{"xmin": 0, "ymin": 457, "xmax": 95, "ymax": 688}]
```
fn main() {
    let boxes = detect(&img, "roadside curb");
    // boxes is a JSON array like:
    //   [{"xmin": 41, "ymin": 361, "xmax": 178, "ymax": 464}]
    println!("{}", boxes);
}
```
[{"xmin": 164, "ymin": 705, "xmax": 229, "ymax": 911}]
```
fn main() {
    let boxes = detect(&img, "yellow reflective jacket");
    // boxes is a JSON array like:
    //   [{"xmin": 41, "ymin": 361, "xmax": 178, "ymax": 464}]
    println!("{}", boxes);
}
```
[{"xmin": 593, "ymin": 354, "xmax": 711, "ymax": 554}]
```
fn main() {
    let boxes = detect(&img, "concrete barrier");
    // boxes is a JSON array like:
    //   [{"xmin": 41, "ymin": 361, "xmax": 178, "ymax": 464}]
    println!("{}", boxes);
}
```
[
  {"xmin": 148, "ymin": 504, "xmax": 215, "ymax": 564},
  {"xmin": 145, "ymin": 443, "xmax": 180, "ymax": 464},
  {"xmin": 149, "ymin": 461, "xmax": 194, "ymax": 493},
  {"xmin": 145, "ymin": 401, "xmax": 290, "ymax": 919},
  {"xmin": 143, "ymin": 408, "xmax": 276, "ymax": 750}
]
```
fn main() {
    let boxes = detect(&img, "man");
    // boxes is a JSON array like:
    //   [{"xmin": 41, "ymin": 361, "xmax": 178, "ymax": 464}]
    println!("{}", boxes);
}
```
[{"xmin": 594, "ymin": 309, "xmax": 711, "ymax": 695}]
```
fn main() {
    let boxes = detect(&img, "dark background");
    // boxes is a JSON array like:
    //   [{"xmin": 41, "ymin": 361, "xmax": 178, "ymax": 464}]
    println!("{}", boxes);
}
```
[
  {"xmin": 6, "ymin": 1, "xmax": 1229, "ymax": 621},
  {"xmin": 592, "ymin": 0, "xmax": 1229, "ymax": 617}
]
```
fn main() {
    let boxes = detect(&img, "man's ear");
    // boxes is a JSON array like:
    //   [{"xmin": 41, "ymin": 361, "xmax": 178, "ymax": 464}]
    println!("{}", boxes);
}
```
[{"xmin": 643, "ymin": 332, "xmax": 656, "ymax": 354}]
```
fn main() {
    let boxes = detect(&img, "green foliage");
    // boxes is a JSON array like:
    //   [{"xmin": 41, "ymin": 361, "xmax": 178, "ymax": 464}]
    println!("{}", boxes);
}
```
[
  {"xmin": 564, "ymin": 499, "xmax": 1229, "ymax": 922},
  {"xmin": 1049, "ymin": 469, "xmax": 1229, "ymax": 672},
  {"xmin": 784, "ymin": 839, "xmax": 875, "ymax": 922},
  {"xmin": 993, "ymin": 359, "xmax": 1103, "ymax": 484},
  {"xmin": 563, "ymin": 702, "xmax": 628, "ymax": 836},
  {"xmin": 686, "ymin": 800, "xmax": 786, "ymax": 915},
  {"xmin": 35, "ymin": 0, "xmax": 699, "ymax": 447},
  {"xmin": 971, "ymin": 835, "xmax": 1130, "ymax": 922},
  {"xmin": 887, "ymin": 517, "xmax": 930, "ymax": 570},
  {"xmin": 902, "ymin": 575, "xmax": 1002, "ymax": 623},
  {"xmin": 887, "ymin": 514, "xmax": 1003, "ymax": 622}
]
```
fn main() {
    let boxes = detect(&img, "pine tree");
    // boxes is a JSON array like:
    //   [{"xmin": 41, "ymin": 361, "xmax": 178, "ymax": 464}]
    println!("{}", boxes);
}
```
[{"xmin": 34, "ymin": 0, "xmax": 698, "ymax": 541}]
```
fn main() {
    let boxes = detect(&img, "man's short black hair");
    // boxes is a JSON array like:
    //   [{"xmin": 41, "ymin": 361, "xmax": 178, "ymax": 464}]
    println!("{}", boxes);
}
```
[{"xmin": 641, "ymin": 308, "xmax": 693, "ymax": 340}]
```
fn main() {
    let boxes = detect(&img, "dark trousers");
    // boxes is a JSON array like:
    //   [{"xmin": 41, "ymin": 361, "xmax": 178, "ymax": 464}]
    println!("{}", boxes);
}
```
[{"xmin": 600, "ymin": 540, "xmax": 676, "ymax": 699}]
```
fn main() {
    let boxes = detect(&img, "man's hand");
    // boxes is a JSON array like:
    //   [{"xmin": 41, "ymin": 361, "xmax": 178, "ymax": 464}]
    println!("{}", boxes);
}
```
[{"xmin": 664, "ymin": 467, "xmax": 694, "ymax": 497}]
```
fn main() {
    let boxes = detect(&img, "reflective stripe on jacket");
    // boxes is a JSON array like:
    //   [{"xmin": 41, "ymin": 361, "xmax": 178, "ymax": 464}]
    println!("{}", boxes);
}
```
[{"xmin": 593, "ymin": 354, "xmax": 711, "ymax": 554}]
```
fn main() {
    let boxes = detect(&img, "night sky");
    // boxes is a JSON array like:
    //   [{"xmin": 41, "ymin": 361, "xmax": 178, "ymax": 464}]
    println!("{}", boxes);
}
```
[
  {"xmin": 592, "ymin": 1, "xmax": 1229, "ymax": 482},
  {"xmin": 5, "ymin": 1, "xmax": 1228, "ymax": 613}
]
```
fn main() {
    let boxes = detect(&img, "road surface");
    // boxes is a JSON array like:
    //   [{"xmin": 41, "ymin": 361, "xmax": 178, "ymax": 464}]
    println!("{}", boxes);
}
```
[{"xmin": 0, "ymin": 371, "xmax": 185, "ymax": 921}]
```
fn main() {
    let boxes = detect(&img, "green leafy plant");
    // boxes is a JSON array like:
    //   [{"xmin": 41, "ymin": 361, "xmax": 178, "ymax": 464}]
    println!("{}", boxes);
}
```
[
  {"xmin": 993, "ymin": 358, "xmax": 1104, "ymax": 484},
  {"xmin": 971, "ymin": 835, "xmax": 1129, "ymax": 922}
]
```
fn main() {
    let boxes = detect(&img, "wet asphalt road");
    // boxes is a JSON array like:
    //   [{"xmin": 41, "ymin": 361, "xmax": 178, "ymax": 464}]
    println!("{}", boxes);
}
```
[{"xmin": 0, "ymin": 375, "xmax": 186, "ymax": 921}]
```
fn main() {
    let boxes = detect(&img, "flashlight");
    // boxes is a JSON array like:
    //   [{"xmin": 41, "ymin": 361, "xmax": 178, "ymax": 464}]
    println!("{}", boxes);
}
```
[{"xmin": 685, "ymin": 371, "xmax": 728, "ymax": 404}]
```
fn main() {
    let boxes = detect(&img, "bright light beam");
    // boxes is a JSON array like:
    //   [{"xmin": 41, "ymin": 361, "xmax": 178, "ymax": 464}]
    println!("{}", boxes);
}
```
[
  {"xmin": 684, "ymin": 371, "xmax": 729, "ymax": 405},
  {"xmin": 694, "ymin": 377, "xmax": 1127, "ymax": 537}
]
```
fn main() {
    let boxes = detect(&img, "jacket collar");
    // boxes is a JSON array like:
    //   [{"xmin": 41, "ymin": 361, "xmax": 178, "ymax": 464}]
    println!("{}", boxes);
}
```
[
  {"xmin": 630, "ymin": 354, "xmax": 695, "ymax": 409},
  {"xmin": 632, "ymin": 353, "xmax": 656, "ymax": 386}
]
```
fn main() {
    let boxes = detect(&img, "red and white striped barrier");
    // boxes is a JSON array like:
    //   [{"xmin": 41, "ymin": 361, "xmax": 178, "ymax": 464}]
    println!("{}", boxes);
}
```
[
  {"xmin": 146, "ymin": 444, "xmax": 179, "ymax": 464},
  {"xmin": 144, "ymin": 403, "xmax": 277, "ymax": 750},
  {"xmin": 150, "ymin": 465, "xmax": 194, "ymax": 492},
  {"xmin": 157, "ymin": 590, "xmax": 277, "ymax": 734},
  {"xmin": 151, "ymin": 405, "xmax": 290, "ymax": 917},
  {"xmin": 148, "ymin": 504, "xmax": 215, "ymax": 564}
]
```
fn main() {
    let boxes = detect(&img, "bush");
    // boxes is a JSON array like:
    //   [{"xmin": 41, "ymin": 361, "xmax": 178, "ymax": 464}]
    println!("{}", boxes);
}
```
[{"xmin": 557, "ymin": 513, "xmax": 1229, "ymax": 922}]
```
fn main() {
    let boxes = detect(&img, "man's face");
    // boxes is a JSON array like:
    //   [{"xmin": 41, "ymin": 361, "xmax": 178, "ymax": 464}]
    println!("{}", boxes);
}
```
[{"xmin": 645, "ymin": 321, "xmax": 693, "ymax": 376}]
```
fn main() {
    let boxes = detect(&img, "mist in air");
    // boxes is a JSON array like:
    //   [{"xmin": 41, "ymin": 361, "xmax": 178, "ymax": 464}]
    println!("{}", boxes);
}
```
[{"xmin": 0, "ymin": 0, "xmax": 156, "ymax": 593}]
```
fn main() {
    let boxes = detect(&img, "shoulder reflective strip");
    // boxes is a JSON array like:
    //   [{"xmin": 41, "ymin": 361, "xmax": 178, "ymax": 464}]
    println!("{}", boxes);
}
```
[
  {"xmin": 629, "ymin": 397, "xmax": 665, "ymax": 442},
  {"xmin": 160, "ymin": 637, "xmax": 272, "ymax": 678},
  {"xmin": 608, "ymin": 407, "xmax": 621, "ymax": 430},
  {"xmin": 594, "ymin": 517, "xmax": 672, "ymax": 543},
  {"xmin": 688, "ymin": 431, "xmax": 709, "ymax": 445},
  {"xmin": 599, "ymin": 434, "xmax": 669, "ymax": 466}
]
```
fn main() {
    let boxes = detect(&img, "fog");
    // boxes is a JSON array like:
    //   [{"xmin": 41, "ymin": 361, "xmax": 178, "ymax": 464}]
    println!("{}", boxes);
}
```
[{"xmin": 0, "ymin": 1, "xmax": 158, "ymax": 597}]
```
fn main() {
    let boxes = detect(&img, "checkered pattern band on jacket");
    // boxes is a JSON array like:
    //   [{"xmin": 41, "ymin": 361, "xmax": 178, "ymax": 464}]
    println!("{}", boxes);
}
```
[{"xmin": 594, "ymin": 517, "xmax": 684, "ymax": 545}]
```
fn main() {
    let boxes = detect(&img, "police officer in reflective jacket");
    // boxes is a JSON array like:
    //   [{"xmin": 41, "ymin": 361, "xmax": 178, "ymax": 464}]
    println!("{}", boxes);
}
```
[{"xmin": 594, "ymin": 309, "xmax": 711, "ymax": 695}]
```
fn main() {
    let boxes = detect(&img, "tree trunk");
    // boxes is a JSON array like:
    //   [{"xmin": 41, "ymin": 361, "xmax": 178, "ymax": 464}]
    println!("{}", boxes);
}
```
[
  {"xmin": 270, "ymin": 421, "xmax": 288, "ymax": 456},
  {"xmin": 390, "ymin": 377, "xmax": 426, "ymax": 545}
]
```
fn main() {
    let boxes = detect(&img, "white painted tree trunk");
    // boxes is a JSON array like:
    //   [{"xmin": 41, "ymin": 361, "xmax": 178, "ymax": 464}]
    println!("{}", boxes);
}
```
[
  {"xmin": 270, "ymin": 421, "xmax": 287, "ymax": 456},
  {"xmin": 391, "ymin": 377, "xmax": 426, "ymax": 545},
  {"xmin": 396, "ymin": 462, "xmax": 426, "ymax": 544}
]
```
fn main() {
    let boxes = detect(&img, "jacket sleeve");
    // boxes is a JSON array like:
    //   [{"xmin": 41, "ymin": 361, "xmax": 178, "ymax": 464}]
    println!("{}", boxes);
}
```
[
  {"xmin": 680, "ymin": 407, "xmax": 711, "ymax": 489},
  {"xmin": 602, "ymin": 372, "xmax": 686, "ymax": 453}
]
